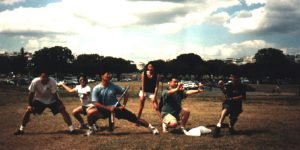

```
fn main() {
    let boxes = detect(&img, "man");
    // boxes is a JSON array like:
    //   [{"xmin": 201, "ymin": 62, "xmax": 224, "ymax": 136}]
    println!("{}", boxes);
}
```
[
  {"xmin": 160, "ymin": 76, "xmax": 204, "ymax": 133},
  {"xmin": 213, "ymin": 74, "xmax": 246, "ymax": 138},
  {"xmin": 86, "ymin": 70, "xmax": 159, "ymax": 136},
  {"xmin": 14, "ymin": 72, "xmax": 75, "ymax": 135}
]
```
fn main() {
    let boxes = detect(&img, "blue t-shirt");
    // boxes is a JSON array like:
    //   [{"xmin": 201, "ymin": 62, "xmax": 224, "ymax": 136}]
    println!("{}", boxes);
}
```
[{"xmin": 91, "ymin": 82, "xmax": 124, "ymax": 106}]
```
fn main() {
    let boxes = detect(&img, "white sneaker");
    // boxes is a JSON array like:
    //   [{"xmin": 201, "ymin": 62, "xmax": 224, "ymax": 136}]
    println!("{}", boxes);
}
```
[
  {"xmin": 86, "ymin": 128, "xmax": 95, "ymax": 136},
  {"xmin": 162, "ymin": 123, "xmax": 168, "ymax": 133},
  {"xmin": 149, "ymin": 126, "xmax": 159, "ymax": 135}
]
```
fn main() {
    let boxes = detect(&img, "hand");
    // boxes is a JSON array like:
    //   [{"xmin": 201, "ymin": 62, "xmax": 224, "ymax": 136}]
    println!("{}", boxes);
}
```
[
  {"xmin": 177, "ymin": 83, "xmax": 184, "ymax": 91},
  {"xmin": 27, "ymin": 105, "xmax": 34, "ymax": 112},
  {"xmin": 108, "ymin": 106, "xmax": 115, "ymax": 112},
  {"xmin": 198, "ymin": 82, "xmax": 204, "ymax": 90},
  {"xmin": 218, "ymin": 80, "xmax": 225, "ymax": 88},
  {"xmin": 57, "ymin": 81, "xmax": 65, "ymax": 86}
]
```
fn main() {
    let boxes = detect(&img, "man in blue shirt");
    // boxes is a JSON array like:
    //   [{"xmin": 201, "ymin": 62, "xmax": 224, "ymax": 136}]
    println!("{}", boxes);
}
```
[{"xmin": 86, "ymin": 70, "xmax": 159, "ymax": 136}]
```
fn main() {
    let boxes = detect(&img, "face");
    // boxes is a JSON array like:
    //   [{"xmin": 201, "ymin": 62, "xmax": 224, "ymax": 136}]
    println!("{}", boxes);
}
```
[
  {"xmin": 169, "ymin": 78, "xmax": 179, "ymax": 88},
  {"xmin": 40, "ymin": 73, "xmax": 49, "ymax": 85},
  {"xmin": 79, "ymin": 77, "xmax": 87, "ymax": 86},
  {"xmin": 229, "ymin": 75, "xmax": 239, "ymax": 84},
  {"xmin": 101, "ymin": 72, "xmax": 112, "ymax": 82},
  {"xmin": 147, "ymin": 64, "xmax": 154, "ymax": 72}
]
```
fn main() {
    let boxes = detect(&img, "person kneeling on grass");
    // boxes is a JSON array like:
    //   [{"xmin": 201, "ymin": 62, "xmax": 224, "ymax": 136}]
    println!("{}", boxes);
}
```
[
  {"xmin": 85, "ymin": 70, "xmax": 159, "ymax": 136},
  {"xmin": 213, "ymin": 74, "xmax": 246, "ymax": 138},
  {"xmin": 14, "ymin": 72, "xmax": 75, "ymax": 135},
  {"xmin": 159, "ymin": 76, "xmax": 204, "ymax": 133},
  {"xmin": 57, "ymin": 74, "xmax": 92, "ymax": 129}
]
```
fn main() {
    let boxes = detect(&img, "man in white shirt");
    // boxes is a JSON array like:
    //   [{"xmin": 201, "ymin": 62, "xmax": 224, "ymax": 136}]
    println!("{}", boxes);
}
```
[{"xmin": 14, "ymin": 72, "xmax": 75, "ymax": 135}]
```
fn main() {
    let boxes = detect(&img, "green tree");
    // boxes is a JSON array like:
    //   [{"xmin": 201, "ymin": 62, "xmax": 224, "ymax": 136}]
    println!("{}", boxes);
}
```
[{"xmin": 31, "ymin": 46, "xmax": 74, "ymax": 75}]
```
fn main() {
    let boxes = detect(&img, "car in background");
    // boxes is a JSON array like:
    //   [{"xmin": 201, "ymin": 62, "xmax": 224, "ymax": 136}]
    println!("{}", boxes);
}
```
[{"xmin": 181, "ymin": 80, "xmax": 199, "ymax": 90}]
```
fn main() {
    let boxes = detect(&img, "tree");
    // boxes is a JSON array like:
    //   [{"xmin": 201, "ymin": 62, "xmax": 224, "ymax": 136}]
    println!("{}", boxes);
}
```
[
  {"xmin": 31, "ymin": 46, "xmax": 74, "ymax": 75},
  {"xmin": 101, "ymin": 57, "xmax": 137, "ymax": 79},
  {"xmin": 73, "ymin": 54, "xmax": 103, "ymax": 76},
  {"xmin": 254, "ymin": 48, "xmax": 291, "ymax": 81}
]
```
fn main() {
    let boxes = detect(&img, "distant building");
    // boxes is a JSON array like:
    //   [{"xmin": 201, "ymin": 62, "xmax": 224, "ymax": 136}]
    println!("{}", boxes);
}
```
[{"xmin": 295, "ymin": 54, "xmax": 300, "ymax": 63}]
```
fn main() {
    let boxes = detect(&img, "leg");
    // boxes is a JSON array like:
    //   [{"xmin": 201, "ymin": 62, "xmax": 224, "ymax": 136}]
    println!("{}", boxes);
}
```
[
  {"xmin": 180, "ymin": 108, "xmax": 190, "ymax": 128},
  {"xmin": 137, "ymin": 96, "xmax": 146, "ymax": 119},
  {"xmin": 217, "ymin": 108, "xmax": 229, "ymax": 126},
  {"xmin": 72, "ymin": 106, "xmax": 85, "ymax": 125},
  {"xmin": 228, "ymin": 112, "xmax": 240, "ymax": 134},
  {"xmin": 59, "ymin": 105, "xmax": 72, "ymax": 126},
  {"xmin": 21, "ymin": 107, "xmax": 33, "ymax": 127},
  {"xmin": 150, "ymin": 97, "xmax": 162, "ymax": 122}
]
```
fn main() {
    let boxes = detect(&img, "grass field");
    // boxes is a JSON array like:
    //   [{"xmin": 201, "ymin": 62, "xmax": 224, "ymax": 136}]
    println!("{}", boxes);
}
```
[{"xmin": 0, "ymin": 82, "xmax": 299, "ymax": 150}]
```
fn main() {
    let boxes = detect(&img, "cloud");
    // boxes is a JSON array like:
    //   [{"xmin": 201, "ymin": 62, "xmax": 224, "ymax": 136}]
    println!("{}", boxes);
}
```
[
  {"xmin": 224, "ymin": 0, "xmax": 300, "ymax": 35},
  {"xmin": 0, "ymin": 0, "xmax": 25, "ymax": 5}
]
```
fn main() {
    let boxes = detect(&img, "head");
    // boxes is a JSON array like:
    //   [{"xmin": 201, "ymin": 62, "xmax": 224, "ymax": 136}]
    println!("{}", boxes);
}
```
[
  {"xmin": 145, "ymin": 62, "xmax": 155, "ymax": 73},
  {"xmin": 168, "ymin": 76, "xmax": 180, "ymax": 89},
  {"xmin": 78, "ymin": 74, "xmax": 88, "ymax": 86},
  {"xmin": 229, "ymin": 74, "xmax": 240, "ymax": 84},
  {"xmin": 39, "ymin": 73, "xmax": 49, "ymax": 85},
  {"xmin": 100, "ymin": 71, "xmax": 112, "ymax": 82}
]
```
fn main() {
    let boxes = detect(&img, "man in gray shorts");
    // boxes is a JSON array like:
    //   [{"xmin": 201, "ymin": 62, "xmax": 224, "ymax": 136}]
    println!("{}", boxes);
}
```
[{"xmin": 14, "ymin": 72, "xmax": 75, "ymax": 135}]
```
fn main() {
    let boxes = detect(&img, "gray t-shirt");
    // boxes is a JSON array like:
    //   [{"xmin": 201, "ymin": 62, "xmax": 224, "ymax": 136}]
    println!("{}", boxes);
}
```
[
  {"xmin": 91, "ymin": 82, "xmax": 124, "ymax": 106},
  {"xmin": 160, "ymin": 89, "xmax": 187, "ymax": 117}
]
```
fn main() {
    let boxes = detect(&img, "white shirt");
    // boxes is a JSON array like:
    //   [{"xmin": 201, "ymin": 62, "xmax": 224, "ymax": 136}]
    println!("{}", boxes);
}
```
[
  {"xmin": 74, "ymin": 85, "xmax": 91, "ymax": 105},
  {"xmin": 28, "ymin": 77, "xmax": 57, "ymax": 104}
]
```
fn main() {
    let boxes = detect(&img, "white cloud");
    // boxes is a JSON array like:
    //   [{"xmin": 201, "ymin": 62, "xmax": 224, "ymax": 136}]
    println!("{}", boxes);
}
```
[
  {"xmin": 0, "ymin": 0, "xmax": 25, "ymax": 5},
  {"xmin": 224, "ymin": 7, "xmax": 266, "ymax": 33}
]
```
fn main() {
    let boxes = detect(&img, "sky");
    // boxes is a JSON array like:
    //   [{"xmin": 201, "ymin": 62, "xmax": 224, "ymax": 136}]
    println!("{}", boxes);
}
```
[{"xmin": 0, "ymin": 0, "xmax": 299, "ymax": 63}]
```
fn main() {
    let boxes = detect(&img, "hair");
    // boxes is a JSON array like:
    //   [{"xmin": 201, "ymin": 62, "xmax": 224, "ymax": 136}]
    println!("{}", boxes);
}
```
[
  {"xmin": 143, "ymin": 62, "xmax": 155, "ymax": 72},
  {"xmin": 167, "ymin": 75, "xmax": 178, "ymax": 81},
  {"xmin": 78, "ymin": 74, "xmax": 88, "ymax": 83}
]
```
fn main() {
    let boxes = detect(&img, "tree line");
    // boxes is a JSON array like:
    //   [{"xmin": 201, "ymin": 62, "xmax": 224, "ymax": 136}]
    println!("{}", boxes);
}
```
[{"xmin": 0, "ymin": 46, "xmax": 299, "ymax": 83}]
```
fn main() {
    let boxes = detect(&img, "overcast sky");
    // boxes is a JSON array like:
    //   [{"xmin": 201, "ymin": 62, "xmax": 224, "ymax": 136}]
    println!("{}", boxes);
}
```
[{"xmin": 0, "ymin": 0, "xmax": 299, "ymax": 63}]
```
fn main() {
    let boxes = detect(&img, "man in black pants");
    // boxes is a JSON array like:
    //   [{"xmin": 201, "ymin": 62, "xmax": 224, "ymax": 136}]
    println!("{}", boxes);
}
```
[{"xmin": 213, "ymin": 74, "xmax": 246, "ymax": 138}]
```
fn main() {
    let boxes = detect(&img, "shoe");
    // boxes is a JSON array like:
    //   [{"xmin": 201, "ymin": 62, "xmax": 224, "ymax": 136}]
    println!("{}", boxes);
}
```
[
  {"xmin": 79, "ymin": 124, "xmax": 88, "ymax": 129},
  {"xmin": 14, "ymin": 130, "xmax": 24, "ymax": 135},
  {"xmin": 86, "ymin": 128, "xmax": 95, "ymax": 136},
  {"xmin": 92, "ymin": 124, "xmax": 99, "ymax": 132},
  {"xmin": 229, "ymin": 127, "xmax": 237, "ymax": 135},
  {"xmin": 149, "ymin": 126, "xmax": 159, "ymax": 135},
  {"xmin": 213, "ymin": 126, "xmax": 221, "ymax": 138},
  {"xmin": 162, "ymin": 123, "xmax": 168, "ymax": 133}
]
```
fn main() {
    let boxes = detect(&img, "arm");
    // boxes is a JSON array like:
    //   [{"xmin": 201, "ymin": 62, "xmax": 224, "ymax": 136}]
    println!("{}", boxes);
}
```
[
  {"xmin": 141, "ymin": 73, "xmax": 145, "ymax": 96},
  {"xmin": 93, "ymin": 102, "xmax": 115, "ymax": 112},
  {"xmin": 153, "ymin": 74, "xmax": 160, "ymax": 98},
  {"xmin": 28, "ymin": 92, "xmax": 34, "ymax": 106},
  {"xmin": 58, "ymin": 82, "xmax": 77, "ymax": 93},
  {"xmin": 186, "ymin": 82, "xmax": 204, "ymax": 96},
  {"xmin": 166, "ymin": 83, "xmax": 184, "ymax": 96}
]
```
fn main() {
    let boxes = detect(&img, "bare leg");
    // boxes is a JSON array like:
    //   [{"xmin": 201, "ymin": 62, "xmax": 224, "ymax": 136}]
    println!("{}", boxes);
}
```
[
  {"xmin": 21, "ymin": 108, "xmax": 32, "ymax": 127},
  {"xmin": 217, "ymin": 109, "xmax": 228, "ymax": 126},
  {"xmin": 59, "ymin": 106, "xmax": 72, "ymax": 126},
  {"xmin": 72, "ymin": 106, "xmax": 84, "ymax": 125},
  {"xmin": 180, "ymin": 108, "xmax": 190, "ymax": 128},
  {"xmin": 137, "ymin": 96, "xmax": 145, "ymax": 119}
]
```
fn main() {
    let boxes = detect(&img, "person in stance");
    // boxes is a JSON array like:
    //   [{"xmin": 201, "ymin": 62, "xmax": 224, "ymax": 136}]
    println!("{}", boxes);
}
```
[
  {"xmin": 58, "ymin": 74, "xmax": 92, "ymax": 129},
  {"xmin": 85, "ymin": 70, "xmax": 159, "ymax": 136},
  {"xmin": 137, "ymin": 63, "xmax": 161, "ymax": 121},
  {"xmin": 14, "ymin": 72, "xmax": 75, "ymax": 135},
  {"xmin": 160, "ymin": 76, "xmax": 204, "ymax": 133},
  {"xmin": 213, "ymin": 74, "xmax": 246, "ymax": 138}
]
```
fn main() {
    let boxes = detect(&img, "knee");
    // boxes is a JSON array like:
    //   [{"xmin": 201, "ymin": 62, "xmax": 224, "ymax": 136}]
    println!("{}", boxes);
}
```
[
  {"xmin": 72, "ymin": 109, "xmax": 78, "ymax": 116},
  {"xmin": 168, "ymin": 122, "xmax": 178, "ymax": 128},
  {"xmin": 87, "ymin": 108, "xmax": 97, "ymax": 117},
  {"xmin": 183, "ymin": 108, "xmax": 190, "ymax": 114}
]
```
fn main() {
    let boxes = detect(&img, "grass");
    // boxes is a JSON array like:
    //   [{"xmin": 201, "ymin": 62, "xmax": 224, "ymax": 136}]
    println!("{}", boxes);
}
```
[{"xmin": 0, "ymin": 82, "xmax": 299, "ymax": 150}]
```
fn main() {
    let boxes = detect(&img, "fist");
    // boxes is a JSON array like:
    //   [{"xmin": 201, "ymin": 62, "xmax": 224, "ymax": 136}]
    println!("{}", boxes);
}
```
[
  {"xmin": 218, "ymin": 80, "xmax": 225, "ymax": 87},
  {"xmin": 57, "ymin": 81, "xmax": 65, "ymax": 86}
]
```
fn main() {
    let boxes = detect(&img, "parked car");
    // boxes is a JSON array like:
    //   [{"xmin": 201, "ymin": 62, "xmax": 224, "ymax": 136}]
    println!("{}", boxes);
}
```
[{"xmin": 181, "ymin": 80, "xmax": 199, "ymax": 90}]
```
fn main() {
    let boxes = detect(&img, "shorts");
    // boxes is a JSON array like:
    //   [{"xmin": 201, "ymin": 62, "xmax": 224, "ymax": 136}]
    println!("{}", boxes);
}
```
[
  {"xmin": 139, "ymin": 91, "xmax": 155, "ymax": 99},
  {"xmin": 81, "ymin": 105, "xmax": 89, "ymax": 115},
  {"xmin": 32, "ymin": 100, "xmax": 63, "ymax": 115},
  {"xmin": 162, "ymin": 111, "xmax": 184, "ymax": 125},
  {"xmin": 222, "ymin": 101, "xmax": 242, "ymax": 115}
]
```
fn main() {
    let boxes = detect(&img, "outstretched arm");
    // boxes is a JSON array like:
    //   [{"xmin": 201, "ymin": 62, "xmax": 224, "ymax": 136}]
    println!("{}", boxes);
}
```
[
  {"xmin": 57, "ymin": 82, "xmax": 77, "ymax": 93},
  {"xmin": 186, "ymin": 83, "xmax": 204, "ymax": 96}
]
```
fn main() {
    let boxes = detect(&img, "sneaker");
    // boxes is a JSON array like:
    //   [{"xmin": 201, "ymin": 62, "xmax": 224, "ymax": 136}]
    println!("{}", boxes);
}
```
[
  {"xmin": 229, "ymin": 127, "xmax": 237, "ymax": 135},
  {"xmin": 149, "ymin": 126, "xmax": 159, "ymax": 135},
  {"xmin": 14, "ymin": 130, "xmax": 24, "ymax": 135},
  {"xmin": 162, "ymin": 123, "xmax": 168, "ymax": 133},
  {"xmin": 86, "ymin": 128, "xmax": 95, "ymax": 136},
  {"xmin": 213, "ymin": 126, "xmax": 221, "ymax": 138},
  {"xmin": 92, "ymin": 124, "xmax": 99, "ymax": 132}
]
